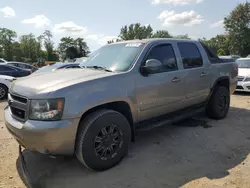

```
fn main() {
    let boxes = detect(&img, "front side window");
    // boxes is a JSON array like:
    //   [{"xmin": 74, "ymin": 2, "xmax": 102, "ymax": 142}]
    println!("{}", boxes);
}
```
[
  {"xmin": 178, "ymin": 42, "xmax": 203, "ymax": 69},
  {"xmin": 82, "ymin": 43, "xmax": 145, "ymax": 72},
  {"xmin": 146, "ymin": 44, "xmax": 178, "ymax": 72}
]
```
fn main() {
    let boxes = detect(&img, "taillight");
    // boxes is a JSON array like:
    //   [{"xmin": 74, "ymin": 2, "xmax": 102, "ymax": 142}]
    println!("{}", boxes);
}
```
[{"xmin": 232, "ymin": 63, "xmax": 238, "ymax": 77}]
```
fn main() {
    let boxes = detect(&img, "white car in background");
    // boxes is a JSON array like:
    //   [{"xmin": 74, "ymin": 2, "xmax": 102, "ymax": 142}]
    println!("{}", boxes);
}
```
[
  {"xmin": 236, "ymin": 58, "xmax": 250, "ymax": 92},
  {"xmin": 0, "ymin": 75, "xmax": 16, "ymax": 100}
]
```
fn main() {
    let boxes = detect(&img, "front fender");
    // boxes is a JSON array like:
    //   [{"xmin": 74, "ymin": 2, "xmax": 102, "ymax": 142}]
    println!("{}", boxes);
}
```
[
  {"xmin": 60, "ymin": 74, "xmax": 137, "ymax": 122},
  {"xmin": 78, "ymin": 90, "xmax": 136, "ymax": 119}
]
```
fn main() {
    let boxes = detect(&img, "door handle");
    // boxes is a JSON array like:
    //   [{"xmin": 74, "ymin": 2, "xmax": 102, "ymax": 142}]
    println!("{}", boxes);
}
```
[
  {"xmin": 200, "ymin": 72, "xmax": 207, "ymax": 77},
  {"xmin": 171, "ymin": 77, "xmax": 181, "ymax": 83}
]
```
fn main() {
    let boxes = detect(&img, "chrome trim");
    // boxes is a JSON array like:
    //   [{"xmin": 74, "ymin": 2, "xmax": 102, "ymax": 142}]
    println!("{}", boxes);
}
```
[
  {"xmin": 237, "ymin": 76, "xmax": 245, "ymax": 82},
  {"xmin": 8, "ymin": 92, "xmax": 30, "ymax": 122}
]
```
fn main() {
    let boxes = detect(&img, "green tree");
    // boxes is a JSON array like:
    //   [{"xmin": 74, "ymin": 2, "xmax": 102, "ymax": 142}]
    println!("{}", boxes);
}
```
[
  {"xmin": 201, "ymin": 35, "xmax": 230, "ymax": 56},
  {"xmin": 0, "ymin": 28, "xmax": 17, "ymax": 60},
  {"xmin": 224, "ymin": 2, "xmax": 250, "ymax": 56},
  {"xmin": 119, "ymin": 23, "xmax": 153, "ymax": 40},
  {"xmin": 58, "ymin": 37, "xmax": 75, "ymax": 60},
  {"xmin": 41, "ymin": 30, "xmax": 58, "ymax": 61},
  {"xmin": 174, "ymin": 34, "xmax": 190, "ymax": 39},
  {"xmin": 36, "ymin": 35, "xmax": 46, "ymax": 59},
  {"xmin": 12, "ymin": 42, "xmax": 22, "ymax": 62},
  {"xmin": 58, "ymin": 37, "xmax": 89, "ymax": 60},
  {"xmin": 152, "ymin": 30, "xmax": 172, "ymax": 38},
  {"xmin": 19, "ymin": 33, "xmax": 39, "ymax": 62},
  {"xmin": 107, "ymin": 38, "xmax": 122, "ymax": 44},
  {"xmin": 75, "ymin": 37, "xmax": 90, "ymax": 57}
]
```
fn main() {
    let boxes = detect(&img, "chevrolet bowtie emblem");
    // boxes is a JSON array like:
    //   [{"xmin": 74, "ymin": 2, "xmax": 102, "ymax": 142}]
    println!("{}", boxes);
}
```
[{"xmin": 8, "ymin": 99, "xmax": 13, "ymax": 106}]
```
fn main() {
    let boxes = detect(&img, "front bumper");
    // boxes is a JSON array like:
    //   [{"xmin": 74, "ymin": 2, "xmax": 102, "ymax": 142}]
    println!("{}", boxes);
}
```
[
  {"xmin": 4, "ymin": 106, "xmax": 80, "ymax": 155},
  {"xmin": 235, "ymin": 81, "xmax": 250, "ymax": 92}
]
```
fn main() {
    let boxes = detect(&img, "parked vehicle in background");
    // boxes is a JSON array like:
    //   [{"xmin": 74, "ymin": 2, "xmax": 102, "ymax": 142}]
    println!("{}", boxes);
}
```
[
  {"xmin": 235, "ymin": 58, "xmax": 250, "ymax": 92},
  {"xmin": 219, "ymin": 55, "xmax": 241, "ymax": 61},
  {"xmin": 0, "ymin": 75, "xmax": 16, "ymax": 100},
  {"xmin": 0, "ymin": 58, "xmax": 8, "ymax": 63},
  {"xmin": 0, "ymin": 64, "xmax": 32, "ymax": 77},
  {"xmin": 73, "ymin": 57, "xmax": 87, "ymax": 63},
  {"xmin": 32, "ymin": 62, "xmax": 81, "ymax": 74},
  {"xmin": 5, "ymin": 39, "xmax": 237, "ymax": 172},
  {"xmin": 7, "ymin": 62, "xmax": 38, "ymax": 72}
]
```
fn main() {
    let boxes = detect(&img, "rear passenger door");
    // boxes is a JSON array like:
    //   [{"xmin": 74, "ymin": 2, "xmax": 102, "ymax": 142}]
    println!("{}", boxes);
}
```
[
  {"xmin": 177, "ymin": 42, "xmax": 211, "ymax": 106},
  {"xmin": 0, "ymin": 65, "xmax": 15, "ymax": 76},
  {"xmin": 136, "ymin": 43, "xmax": 186, "ymax": 122}
]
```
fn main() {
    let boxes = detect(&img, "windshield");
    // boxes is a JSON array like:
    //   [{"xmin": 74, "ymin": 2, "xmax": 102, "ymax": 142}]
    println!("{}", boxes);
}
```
[
  {"xmin": 80, "ymin": 42, "xmax": 145, "ymax": 72},
  {"xmin": 236, "ymin": 59, "xmax": 250, "ymax": 68}
]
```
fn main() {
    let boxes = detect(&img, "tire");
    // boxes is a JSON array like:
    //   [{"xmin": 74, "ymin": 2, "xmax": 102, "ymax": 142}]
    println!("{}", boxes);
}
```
[
  {"xmin": 75, "ymin": 109, "xmax": 131, "ymax": 171},
  {"xmin": 0, "ymin": 84, "xmax": 8, "ymax": 100},
  {"xmin": 206, "ymin": 86, "xmax": 230, "ymax": 120}
]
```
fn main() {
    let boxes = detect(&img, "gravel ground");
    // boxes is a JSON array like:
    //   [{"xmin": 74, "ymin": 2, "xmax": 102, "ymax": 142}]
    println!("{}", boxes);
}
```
[{"xmin": 1, "ymin": 93, "xmax": 250, "ymax": 188}]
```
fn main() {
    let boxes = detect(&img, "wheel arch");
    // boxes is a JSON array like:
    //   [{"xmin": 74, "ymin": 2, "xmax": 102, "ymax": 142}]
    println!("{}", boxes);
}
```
[
  {"xmin": 76, "ymin": 101, "xmax": 135, "ymax": 145},
  {"xmin": 207, "ymin": 76, "xmax": 230, "ymax": 102}
]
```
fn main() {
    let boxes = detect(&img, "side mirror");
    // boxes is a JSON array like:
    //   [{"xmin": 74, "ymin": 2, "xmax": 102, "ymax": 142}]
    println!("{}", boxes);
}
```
[{"xmin": 141, "ymin": 59, "xmax": 162, "ymax": 75}]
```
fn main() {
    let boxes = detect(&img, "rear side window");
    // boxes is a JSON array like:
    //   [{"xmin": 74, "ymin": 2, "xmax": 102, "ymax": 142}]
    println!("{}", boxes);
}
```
[
  {"xmin": 200, "ymin": 42, "xmax": 221, "ymax": 63},
  {"xmin": 177, "ymin": 42, "xmax": 203, "ymax": 69},
  {"xmin": 19, "ymin": 64, "xmax": 27, "ymax": 69},
  {"xmin": 146, "ymin": 44, "xmax": 178, "ymax": 72},
  {"xmin": 0, "ymin": 65, "xmax": 15, "ymax": 71}
]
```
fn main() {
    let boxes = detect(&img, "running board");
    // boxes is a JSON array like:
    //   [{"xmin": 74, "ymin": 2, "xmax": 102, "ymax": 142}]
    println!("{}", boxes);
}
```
[{"xmin": 136, "ymin": 106, "xmax": 205, "ymax": 132}]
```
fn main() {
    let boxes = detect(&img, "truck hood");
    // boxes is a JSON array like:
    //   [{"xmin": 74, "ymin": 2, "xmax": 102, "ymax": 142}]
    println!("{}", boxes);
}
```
[
  {"xmin": 238, "ymin": 68, "xmax": 250, "ymax": 77},
  {"xmin": 10, "ymin": 68, "xmax": 114, "ymax": 97}
]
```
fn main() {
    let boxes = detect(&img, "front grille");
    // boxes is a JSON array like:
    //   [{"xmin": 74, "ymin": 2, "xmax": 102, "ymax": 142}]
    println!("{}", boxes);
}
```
[
  {"xmin": 8, "ymin": 93, "xmax": 29, "ymax": 121},
  {"xmin": 10, "ymin": 106, "xmax": 25, "ymax": 119},
  {"xmin": 10, "ymin": 94, "xmax": 27, "ymax": 104},
  {"xmin": 236, "ymin": 86, "xmax": 244, "ymax": 90},
  {"xmin": 237, "ymin": 76, "xmax": 245, "ymax": 82}
]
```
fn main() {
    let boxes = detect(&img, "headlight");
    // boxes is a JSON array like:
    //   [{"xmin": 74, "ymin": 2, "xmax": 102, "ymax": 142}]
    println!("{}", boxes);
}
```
[
  {"xmin": 244, "ymin": 77, "xmax": 250, "ymax": 82},
  {"xmin": 29, "ymin": 98, "xmax": 64, "ymax": 121}
]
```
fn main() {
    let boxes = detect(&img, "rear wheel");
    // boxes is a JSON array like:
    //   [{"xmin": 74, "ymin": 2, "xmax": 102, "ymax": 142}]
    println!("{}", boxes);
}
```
[
  {"xmin": 206, "ymin": 86, "xmax": 230, "ymax": 119},
  {"xmin": 0, "ymin": 84, "xmax": 8, "ymax": 100},
  {"xmin": 75, "ymin": 109, "xmax": 131, "ymax": 171}
]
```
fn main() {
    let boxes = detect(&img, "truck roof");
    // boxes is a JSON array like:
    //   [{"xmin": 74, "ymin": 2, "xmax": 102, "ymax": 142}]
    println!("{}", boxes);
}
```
[{"xmin": 108, "ymin": 38, "xmax": 198, "ymax": 45}]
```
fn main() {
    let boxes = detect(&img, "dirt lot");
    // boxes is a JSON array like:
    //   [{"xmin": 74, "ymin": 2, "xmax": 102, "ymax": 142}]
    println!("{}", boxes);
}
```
[{"xmin": 1, "ymin": 93, "xmax": 250, "ymax": 188}]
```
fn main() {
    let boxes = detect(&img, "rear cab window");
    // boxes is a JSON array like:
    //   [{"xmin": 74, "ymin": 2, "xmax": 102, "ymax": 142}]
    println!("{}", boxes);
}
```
[{"xmin": 177, "ymin": 42, "xmax": 203, "ymax": 69}]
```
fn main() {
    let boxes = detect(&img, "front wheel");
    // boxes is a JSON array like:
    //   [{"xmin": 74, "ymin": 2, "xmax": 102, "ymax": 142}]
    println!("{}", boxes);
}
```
[
  {"xmin": 0, "ymin": 84, "xmax": 8, "ymax": 100},
  {"xmin": 206, "ymin": 86, "xmax": 230, "ymax": 120},
  {"xmin": 75, "ymin": 109, "xmax": 131, "ymax": 171}
]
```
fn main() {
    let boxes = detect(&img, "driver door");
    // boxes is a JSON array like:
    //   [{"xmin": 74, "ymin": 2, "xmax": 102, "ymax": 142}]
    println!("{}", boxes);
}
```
[{"xmin": 135, "ymin": 43, "xmax": 186, "ymax": 122}]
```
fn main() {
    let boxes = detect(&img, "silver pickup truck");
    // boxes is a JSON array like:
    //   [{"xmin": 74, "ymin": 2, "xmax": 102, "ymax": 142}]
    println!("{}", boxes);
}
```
[{"xmin": 5, "ymin": 39, "xmax": 238, "ymax": 171}]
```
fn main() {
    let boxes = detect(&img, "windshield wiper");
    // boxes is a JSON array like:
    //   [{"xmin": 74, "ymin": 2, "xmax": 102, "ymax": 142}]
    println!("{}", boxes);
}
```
[{"xmin": 84, "ymin": 65, "xmax": 113, "ymax": 72}]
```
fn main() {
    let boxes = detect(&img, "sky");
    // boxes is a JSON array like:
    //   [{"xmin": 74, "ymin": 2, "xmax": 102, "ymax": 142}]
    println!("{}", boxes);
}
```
[{"xmin": 0, "ymin": 0, "xmax": 247, "ymax": 51}]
